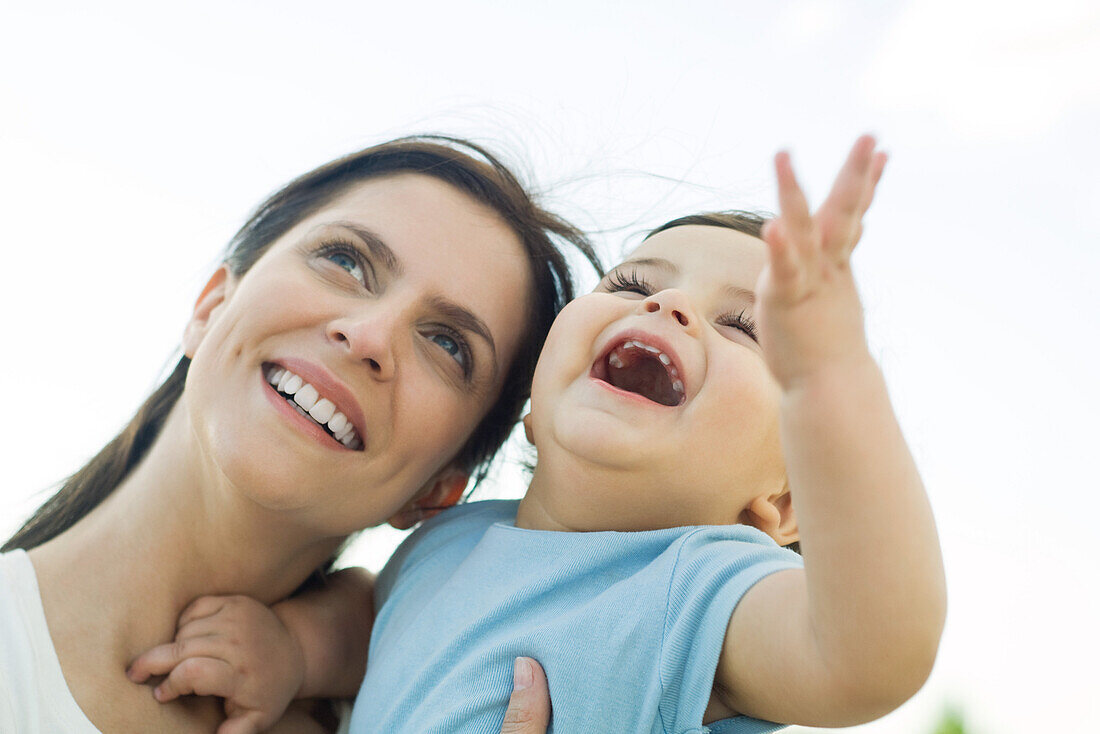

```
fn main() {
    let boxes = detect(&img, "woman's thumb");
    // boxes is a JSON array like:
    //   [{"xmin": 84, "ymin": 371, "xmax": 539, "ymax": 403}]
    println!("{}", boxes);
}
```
[{"xmin": 500, "ymin": 657, "xmax": 551, "ymax": 733}]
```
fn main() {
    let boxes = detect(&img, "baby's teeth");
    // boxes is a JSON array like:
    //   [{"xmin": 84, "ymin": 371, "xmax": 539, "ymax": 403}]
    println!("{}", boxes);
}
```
[
  {"xmin": 293, "ymin": 384, "xmax": 319, "ymax": 411},
  {"xmin": 282, "ymin": 373, "xmax": 302, "ymax": 394},
  {"xmin": 672, "ymin": 379, "xmax": 684, "ymax": 393},
  {"xmin": 658, "ymin": 353, "xmax": 671, "ymax": 365},
  {"xmin": 309, "ymin": 398, "xmax": 335, "ymax": 424},
  {"xmin": 328, "ymin": 412, "xmax": 348, "ymax": 434},
  {"xmin": 608, "ymin": 352, "xmax": 623, "ymax": 368}
]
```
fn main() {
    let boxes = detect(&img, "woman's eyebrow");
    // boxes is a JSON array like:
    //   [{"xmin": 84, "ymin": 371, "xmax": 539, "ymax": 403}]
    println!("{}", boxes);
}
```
[
  {"xmin": 327, "ymin": 221, "xmax": 403, "ymax": 275},
  {"xmin": 427, "ymin": 296, "xmax": 499, "ymax": 380}
]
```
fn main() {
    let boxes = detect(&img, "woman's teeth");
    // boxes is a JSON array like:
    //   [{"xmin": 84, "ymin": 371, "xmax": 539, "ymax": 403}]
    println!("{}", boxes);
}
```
[{"xmin": 264, "ymin": 365, "xmax": 362, "ymax": 450}]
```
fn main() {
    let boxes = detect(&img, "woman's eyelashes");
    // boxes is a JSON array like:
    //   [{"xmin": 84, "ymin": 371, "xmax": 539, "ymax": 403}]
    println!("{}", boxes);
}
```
[
  {"xmin": 315, "ymin": 240, "xmax": 375, "ymax": 289},
  {"xmin": 425, "ymin": 328, "xmax": 474, "ymax": 379}
]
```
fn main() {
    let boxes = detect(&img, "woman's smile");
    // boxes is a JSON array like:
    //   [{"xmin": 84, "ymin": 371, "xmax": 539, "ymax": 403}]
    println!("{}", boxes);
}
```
[
  {"xmin": 262, "ymin": 362, "xmax": 365, "ymax": 451},
  {"xmin": 180, "ymin": 173, "xmax": 537, "ymax": 527}
]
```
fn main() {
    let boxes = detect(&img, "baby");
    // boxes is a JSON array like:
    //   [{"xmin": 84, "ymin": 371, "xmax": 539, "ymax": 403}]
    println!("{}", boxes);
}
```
[{"xmin": 130, "ymin": 136, "xmax": 946, "ymax": 732}]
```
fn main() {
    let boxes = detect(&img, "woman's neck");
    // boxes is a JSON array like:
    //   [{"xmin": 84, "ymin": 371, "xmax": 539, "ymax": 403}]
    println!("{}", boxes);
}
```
[{"xmin": 27, "ymin": 401, "xmax": 345, "ymax": 677}]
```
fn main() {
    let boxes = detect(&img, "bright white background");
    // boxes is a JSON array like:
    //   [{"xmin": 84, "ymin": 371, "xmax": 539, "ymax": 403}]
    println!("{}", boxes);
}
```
[{"xmin": 2, "ymin": 1, "xmax": 1097, "ymax": 732}]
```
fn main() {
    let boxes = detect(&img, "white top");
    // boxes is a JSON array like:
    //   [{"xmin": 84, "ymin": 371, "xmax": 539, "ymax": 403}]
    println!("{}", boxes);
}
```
[{"xmin": 0, "ymin": 549, "xmax": 101, "ymax": 733}]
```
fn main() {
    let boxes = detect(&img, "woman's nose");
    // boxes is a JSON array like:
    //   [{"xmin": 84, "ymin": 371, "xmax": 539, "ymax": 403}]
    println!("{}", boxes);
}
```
[
  {"xmin": 327, "ymin": 308, "xmax": 398, "ymax": 381},
  {"xmin": 640, "ymin": 289, "xmax": 698, "ymax": 334}
]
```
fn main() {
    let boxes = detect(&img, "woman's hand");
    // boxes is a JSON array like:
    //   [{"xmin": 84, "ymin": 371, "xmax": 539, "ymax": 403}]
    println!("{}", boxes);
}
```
[{"xmin": 500, "ymin": 657, "xmax": 551, "ymax": 734}]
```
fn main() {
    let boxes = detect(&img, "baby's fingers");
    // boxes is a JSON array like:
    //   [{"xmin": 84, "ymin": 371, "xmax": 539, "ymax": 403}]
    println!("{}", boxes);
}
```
[
  {"xmin": 861, "ymin": 151, "xmax": 888, "ymax": 215},
  {"xmin": 178, "ymin": 595, "xmax": 232, "ymax": 628},
  {"xmin": 818, "ymin": 136, "xmax": 881, "ymax": 256},
  {"xmin": 774, "ymin": 151, "xmax": 814, "ymax": 239},
  {"xmin": 764, "ymin": 153, "xmax": 816, "ymax": 284},
  {"xmin": 821, "ymin": 135, "xmax": 876, "ymax": 216},
  {"xmin": 216, "ymin": 709, "xmax": 269, "ymax": 734},
  {"xmin": 153, "ymin": 656, "xmax": 236, "ymax": 702},
  {"xmin": 128, "ymin": 637, "xmax": 223, "ymax": 686},
  {"xmin": 128, "ymin": 641, "xmax": 183, "ymax": 683}
]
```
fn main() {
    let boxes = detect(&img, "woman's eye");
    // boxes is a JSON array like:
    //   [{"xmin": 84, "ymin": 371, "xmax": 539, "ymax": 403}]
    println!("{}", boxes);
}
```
[
  {"xmin": 428, "ymin": 331, "xmax": 471, "ymax": 374},
  {"xmin": 325, "ymin": 250, "xmax": 366, "ymax": 283},
  {"xmin": 315, "ymin": 242, "xmax": 371, "ymax": 287}
]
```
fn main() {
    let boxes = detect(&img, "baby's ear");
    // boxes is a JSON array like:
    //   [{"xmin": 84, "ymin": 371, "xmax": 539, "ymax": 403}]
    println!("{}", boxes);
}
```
[
  {"xmin": 387, "ymin": 465, "xmax": 468, "ymax": 530},
  {"xmin": 522, "ymin": 413, "xmax": 535, "ymax": 446},
  {"xmin": 740, "ymin": 484, "xmax": 799, "ymax": 547}
]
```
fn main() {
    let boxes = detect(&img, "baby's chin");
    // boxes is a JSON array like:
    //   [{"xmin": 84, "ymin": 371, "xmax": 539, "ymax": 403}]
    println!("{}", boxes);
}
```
[{"xmin": 548, "ymin": 408, "xmax": 671, "ymax": 465}]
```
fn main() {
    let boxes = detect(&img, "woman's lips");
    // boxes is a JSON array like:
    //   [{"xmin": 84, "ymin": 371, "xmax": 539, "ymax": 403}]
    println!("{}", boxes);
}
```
[
  {"xmin": 261, "ymin": 359, "xmax": 368, "ymax": 451},
  {"xmin": 262, "ymin": 376, "xmax": 356, "ymax": 451}
]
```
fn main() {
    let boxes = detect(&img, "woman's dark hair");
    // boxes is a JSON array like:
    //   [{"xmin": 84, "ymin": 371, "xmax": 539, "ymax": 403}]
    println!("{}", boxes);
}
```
[
  {"xmin": 646, "ymin": 209, "xmax": 801, "ymax": 556},
  {"xmin": 5, "ymin": 135, "xmax": 601, "ymax": 552}
]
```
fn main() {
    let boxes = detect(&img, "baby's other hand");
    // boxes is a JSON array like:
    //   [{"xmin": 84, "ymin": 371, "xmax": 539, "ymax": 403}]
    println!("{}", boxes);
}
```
[
  {"xmin": 757, "ymin": 135, "xmax": 887, "ymax": 389},
  {"xmin": 127, "ymin": 594, "xmax": 306, "ymax": 734}
]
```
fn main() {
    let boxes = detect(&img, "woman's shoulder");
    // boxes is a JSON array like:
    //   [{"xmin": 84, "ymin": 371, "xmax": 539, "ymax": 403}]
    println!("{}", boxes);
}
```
[
  {"xmin": 0, "ymin": 549, "xmax": 47, "ymax": 654},
  {"xmin": 0, "ymin": 549, "xmax": 104, "ymax": 733},
  {"xmin": 0, "ymin": 551, "xmax": 34, "ymax": 731}
]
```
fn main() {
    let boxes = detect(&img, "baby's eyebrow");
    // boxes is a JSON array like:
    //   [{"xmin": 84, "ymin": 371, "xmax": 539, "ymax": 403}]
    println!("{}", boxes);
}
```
[
  {"xmin": 616, "ymin": 257, "xmax": 677, "ymax": 273},
  {"xmin": 723, "ymin": 284, "xmax": 756, "ymax": 304}
]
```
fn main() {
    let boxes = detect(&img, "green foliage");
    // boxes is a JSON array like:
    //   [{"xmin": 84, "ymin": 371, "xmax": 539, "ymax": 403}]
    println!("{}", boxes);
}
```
[{"xmin": 932, "ymin": 705, "xmax": 969, "ymax": 734}]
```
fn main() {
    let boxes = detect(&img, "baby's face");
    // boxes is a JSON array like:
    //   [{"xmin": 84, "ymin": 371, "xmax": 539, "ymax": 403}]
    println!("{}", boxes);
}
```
[{"xmin": 527, "ymin": 225, "xmax": 788, "ymax": 531}]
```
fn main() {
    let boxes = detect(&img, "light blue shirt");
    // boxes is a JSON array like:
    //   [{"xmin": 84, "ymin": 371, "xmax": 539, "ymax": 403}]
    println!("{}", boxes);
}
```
[{"xmin": 350, "ymin": 500, "xmax": 803, "ymax": 733}]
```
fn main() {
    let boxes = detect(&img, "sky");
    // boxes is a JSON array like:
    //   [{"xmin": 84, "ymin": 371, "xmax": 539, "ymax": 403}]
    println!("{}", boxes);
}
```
[{"xmin": 2, "ymin": 1, "xmax": 1098, "ymax": 731}]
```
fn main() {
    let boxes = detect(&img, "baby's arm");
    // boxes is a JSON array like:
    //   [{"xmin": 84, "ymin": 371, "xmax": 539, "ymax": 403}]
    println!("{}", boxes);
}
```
[
  {"xmin": 127, "ymin": 567, "xmax": 373, "ymax": 734},
  {"xmin": 714, "ymin": 137, "xmax": 947, "ymax": 726}
]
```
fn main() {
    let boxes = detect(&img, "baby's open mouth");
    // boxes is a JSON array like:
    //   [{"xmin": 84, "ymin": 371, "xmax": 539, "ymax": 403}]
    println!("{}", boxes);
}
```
[{"xmin": 592, "ymin": 339, "xmax": 685, "ymax": 407}]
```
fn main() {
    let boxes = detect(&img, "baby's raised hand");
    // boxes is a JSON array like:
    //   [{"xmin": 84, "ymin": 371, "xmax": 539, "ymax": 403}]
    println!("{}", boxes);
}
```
[
  {"xmin": 127, "ymin": 594, "xmax": 306, "ymax": 734},
  {"xmin": 756, "ymin": 135, "xmax": 887, "ymax": 389}
]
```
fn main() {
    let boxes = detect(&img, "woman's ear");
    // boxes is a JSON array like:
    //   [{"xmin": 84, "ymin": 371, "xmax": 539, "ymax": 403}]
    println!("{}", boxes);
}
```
[
  {"xmin": 387, "ymin": 465, "xmax": 469, "ymax": 530},
  {"xmin": 183, "ymin": 266, "xmax": 234, "ymax": 358},
  {"xmin": 739, "ymin": 484, "xmax": 799, "ymax": 547},
  {"xmin": 522, "ymin": 413, "xmax": 535, "ymax": 446}
]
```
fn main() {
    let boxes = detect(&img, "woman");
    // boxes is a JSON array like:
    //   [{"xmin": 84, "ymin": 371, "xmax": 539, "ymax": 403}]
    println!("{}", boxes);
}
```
[{"xmin": 0, "ymin": 136, "xmax": 596, "ymax": 733}]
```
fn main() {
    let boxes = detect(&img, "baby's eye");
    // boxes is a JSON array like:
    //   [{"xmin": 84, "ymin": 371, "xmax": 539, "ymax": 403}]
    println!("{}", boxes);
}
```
[
  {"xmin": 603, "ymin": 269, "xmax": 653, "ymax": 297},
  {"xmin": 427, "ymin": 330, "xmax": 473, "ymax": 376},
  {"xmin": 716, "ymin": 310, "xmax": 759, "ymax": 343}
]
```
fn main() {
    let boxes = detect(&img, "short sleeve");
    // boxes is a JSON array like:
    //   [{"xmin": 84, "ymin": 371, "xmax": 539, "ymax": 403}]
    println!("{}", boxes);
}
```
[
  {"xmin": 658, "ymin": 527, "xmax": 803, "ymax": 734},
  {"xmin": 374, "ymin": 500, "xmax": 520, "ymax": 611}
]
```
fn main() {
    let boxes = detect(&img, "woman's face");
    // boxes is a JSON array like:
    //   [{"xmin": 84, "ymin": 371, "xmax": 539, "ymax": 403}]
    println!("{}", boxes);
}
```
[{"xmin": 181, "ymin": 173, "xmax": 533, "ymax": 533}]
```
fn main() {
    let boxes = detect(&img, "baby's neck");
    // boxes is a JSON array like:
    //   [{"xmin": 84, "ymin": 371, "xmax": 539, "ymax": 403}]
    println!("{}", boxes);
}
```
[{"xmin": 515, "ymin": 454, "xmax": 647, "ymax": 532}]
